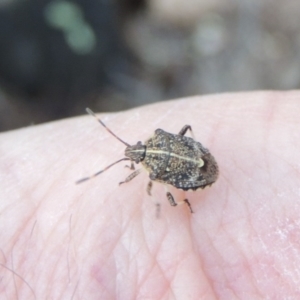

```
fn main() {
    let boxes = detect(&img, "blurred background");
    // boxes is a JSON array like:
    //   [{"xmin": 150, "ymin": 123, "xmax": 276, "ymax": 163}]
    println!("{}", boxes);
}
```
[{"xmin": 0, "ymin": 0, "xmax": 299, "ymax": 131}]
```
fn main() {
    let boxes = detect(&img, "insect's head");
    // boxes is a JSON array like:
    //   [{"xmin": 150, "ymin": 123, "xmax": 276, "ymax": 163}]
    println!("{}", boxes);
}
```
[{"xmin": 125, "ymin": 141, "xmax": 146, "ymax": 164}]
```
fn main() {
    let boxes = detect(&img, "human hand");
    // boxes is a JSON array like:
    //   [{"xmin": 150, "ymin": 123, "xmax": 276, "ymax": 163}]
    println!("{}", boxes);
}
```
[{"xmin": 1, "ymin": 91, "xmax": 299, "ymax": 299}]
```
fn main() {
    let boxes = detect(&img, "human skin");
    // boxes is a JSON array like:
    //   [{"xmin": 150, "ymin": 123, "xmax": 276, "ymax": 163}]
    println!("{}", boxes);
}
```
[{"xmin": 0, "ymin": 91, "xmax": 300, "ymax": 299}]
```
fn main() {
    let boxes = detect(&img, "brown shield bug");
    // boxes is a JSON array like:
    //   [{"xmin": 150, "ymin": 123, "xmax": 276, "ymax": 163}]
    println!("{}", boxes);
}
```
[{"xmin": 76, "ymin": 108, "xmax": 219, "ymax": 213}]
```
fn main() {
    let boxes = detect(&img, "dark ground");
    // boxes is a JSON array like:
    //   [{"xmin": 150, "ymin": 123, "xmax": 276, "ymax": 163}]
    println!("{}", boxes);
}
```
[{"xmin": 0, "ymin": 0, "xmax": 299, "ymax": 131}]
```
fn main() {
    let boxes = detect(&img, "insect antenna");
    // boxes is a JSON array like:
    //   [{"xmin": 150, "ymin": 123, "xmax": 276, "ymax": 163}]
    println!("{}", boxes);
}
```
[
  {"xmin": 76, "ymin": 157, "xmax": 131, "ymax": 184},
  {"xmin": 86, "ymin": 108, "xmax": 130, "ymax": 146}
]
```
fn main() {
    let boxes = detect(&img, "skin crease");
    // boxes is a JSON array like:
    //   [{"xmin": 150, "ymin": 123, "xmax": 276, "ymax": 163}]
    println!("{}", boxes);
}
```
[{"xmin": 0, "ymin": 91, "xmax": 300, "ymax": 299}]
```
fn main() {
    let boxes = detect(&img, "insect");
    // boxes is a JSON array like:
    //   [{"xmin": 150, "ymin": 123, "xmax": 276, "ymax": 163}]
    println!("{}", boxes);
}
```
[{"xmin": 76, "ymin": 108, "xmax": 219, "ymax": 213}]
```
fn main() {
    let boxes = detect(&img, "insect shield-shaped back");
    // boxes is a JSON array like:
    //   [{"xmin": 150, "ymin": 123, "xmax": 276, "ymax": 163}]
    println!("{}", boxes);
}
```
[
  {"xmin": 141, "ymin": 128, "xmax": 218, "ymax": 191},
  {"xmin": 125, "ymin": 141, "xmax": 146, "ymax": 163}
]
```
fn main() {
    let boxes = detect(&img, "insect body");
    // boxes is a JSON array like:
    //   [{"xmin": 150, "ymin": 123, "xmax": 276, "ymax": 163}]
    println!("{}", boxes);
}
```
[{"xmin": 77, "ymin": 108, "xmax": 219, "ymax": 213}]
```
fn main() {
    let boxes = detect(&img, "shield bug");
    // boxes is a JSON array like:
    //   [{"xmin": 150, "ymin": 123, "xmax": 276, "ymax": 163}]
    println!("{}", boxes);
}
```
[{"xmin": 76, "ymin": 108, "xmax": 219, "ymax": 213}]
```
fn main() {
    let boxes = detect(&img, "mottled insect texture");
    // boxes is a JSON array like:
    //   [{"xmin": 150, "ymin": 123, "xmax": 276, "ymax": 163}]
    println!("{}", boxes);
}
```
[{"xmin": 76, "ymin": 108, "xmax": 219, "ymax": 213}]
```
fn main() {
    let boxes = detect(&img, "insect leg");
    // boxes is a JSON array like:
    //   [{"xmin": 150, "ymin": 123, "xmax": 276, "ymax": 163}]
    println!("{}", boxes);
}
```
[
  {"xmin": 125, "ymin": 162, "xmax": 135, "ymax": 170},
  {"xmin": 147, "ymin": 182, "xmax": 161, "ymax": 218},
  {"xmin": 178, "ymin": 125, "xmax": 192, "ymax": 136},
  {"xmin": 155, "ymin": 203, "xmax": 161, "ymax": 219},
  {"xmin": 147, "ymin": 181, "xmax": 153, "ymax": 196},
  {"xmin": 166, "ymin": 192, "xmax": 177, "ymax": 207},
  {"xmin": 119, "ymin": 169, "xmax": 141, "ymax": 185},
  {"xmin": 183, "ymin": 199, "xmax": 194, "ymax": 213},
  {"xmin": 166, "ymin": 192, "xmax": 194, "ymax": 213}
]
